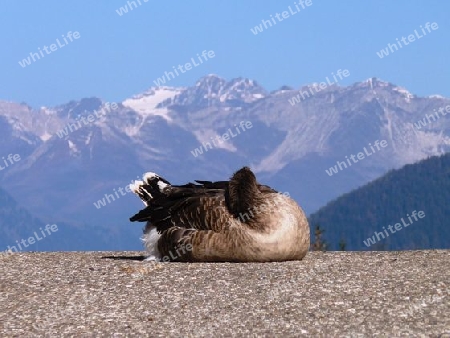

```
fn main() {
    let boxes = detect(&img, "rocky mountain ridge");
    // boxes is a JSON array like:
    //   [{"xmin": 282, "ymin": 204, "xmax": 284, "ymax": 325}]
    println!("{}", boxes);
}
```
[{"xmin": 1, "ymin": 75, "xmax": 449, "ymax": 250}]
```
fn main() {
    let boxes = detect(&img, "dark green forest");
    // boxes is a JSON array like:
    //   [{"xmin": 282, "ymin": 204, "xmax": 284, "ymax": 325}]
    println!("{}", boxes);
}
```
[{"xmin": 309, "ymin": 153, "xmax": 450, "ymax": 250}]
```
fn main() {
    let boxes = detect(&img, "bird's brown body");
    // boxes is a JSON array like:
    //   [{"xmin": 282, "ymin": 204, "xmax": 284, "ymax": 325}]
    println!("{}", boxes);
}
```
[{"xmin": 130, "ymin": 167, "xmax": 310, "ymax": 262}]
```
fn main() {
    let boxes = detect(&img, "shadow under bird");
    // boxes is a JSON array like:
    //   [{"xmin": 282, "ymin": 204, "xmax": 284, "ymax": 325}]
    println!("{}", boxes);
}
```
[{"xmin": 129, "ymin": 166, "xmax": 310, "ymax": 262}]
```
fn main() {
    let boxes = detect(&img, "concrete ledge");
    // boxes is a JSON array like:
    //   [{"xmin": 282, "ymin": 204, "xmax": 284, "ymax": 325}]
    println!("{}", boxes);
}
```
[{"xmin": 0, "ymin": 250, "xmax": 449, "ymax": 337}]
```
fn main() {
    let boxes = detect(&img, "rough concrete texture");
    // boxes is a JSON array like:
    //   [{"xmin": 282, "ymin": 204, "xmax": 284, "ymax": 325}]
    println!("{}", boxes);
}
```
[{"xmin": 0, "ymin": 250, "xmax": 449, "ymax": 337}]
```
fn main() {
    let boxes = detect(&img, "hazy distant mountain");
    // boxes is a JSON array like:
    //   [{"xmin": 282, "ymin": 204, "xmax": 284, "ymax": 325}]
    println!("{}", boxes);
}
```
[
  {"xmin": 309, "ymin": 153, "xmax": 450, "ymax": 250},
  {"xmin": 0, "ymin": 75, "xmax": 449, "ymax": 250},
  {"xmin": 0, "ymin": 185, "xmax": 132, "ymax": 252}
]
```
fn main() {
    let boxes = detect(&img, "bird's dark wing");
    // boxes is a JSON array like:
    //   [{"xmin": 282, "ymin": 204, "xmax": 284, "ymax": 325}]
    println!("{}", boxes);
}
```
[
  {"xmin": 130, "ymin": 172, "xmax": 278, "ymax": 232},
  {"xmin": 130, "ymin": 183, "xmax": 230, "ymax": 232}
]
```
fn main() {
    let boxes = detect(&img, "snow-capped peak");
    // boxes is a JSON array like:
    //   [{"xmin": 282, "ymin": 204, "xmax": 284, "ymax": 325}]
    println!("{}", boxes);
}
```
[
  {"xmin": 363, "ymin": 77, "xmax": 390, "ymax": 89},
  {"xmin": 429, "ymin": 94, "xmax": 445, "ymax": 99},
  {"xmin": 393, "ymin": 86, "xmax": 415, "ymax": 100},
  {"xmin": 122, "ymin": 86, "xmax": 182, "ymax": 121}
]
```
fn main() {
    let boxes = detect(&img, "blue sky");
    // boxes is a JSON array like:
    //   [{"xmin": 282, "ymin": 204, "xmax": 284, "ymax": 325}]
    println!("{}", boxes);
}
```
[{"xmin": 1, "ymin": 0, "xmax": 448, "ymax": 107}]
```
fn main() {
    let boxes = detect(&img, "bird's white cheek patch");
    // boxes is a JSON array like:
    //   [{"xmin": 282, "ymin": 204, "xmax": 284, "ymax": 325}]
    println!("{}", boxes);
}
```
[
  {"xmin": 157, "ymin": 181, "xmax": 169, "ymax": 191},
  {"xmin": 143, "ymin": 172, "xmax": 158, "ymax": 184}
]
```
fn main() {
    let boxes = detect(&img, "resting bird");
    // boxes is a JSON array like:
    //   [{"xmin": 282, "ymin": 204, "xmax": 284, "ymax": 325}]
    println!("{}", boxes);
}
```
[{"xmin": 129, "ymin": 166, "xmax": 310, "ymax": 262}]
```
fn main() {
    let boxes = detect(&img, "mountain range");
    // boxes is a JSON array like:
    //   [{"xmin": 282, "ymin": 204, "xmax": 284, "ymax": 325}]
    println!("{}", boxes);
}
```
[{"xmin": 0, "ymin": 75, "xmax": 449, "ymax": 251}]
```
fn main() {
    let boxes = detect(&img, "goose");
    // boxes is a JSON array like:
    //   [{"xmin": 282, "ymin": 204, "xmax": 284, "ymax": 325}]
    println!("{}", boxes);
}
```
[{"xmin": 129, "ymin": 166, "xmax": 310, "ymax": 262}]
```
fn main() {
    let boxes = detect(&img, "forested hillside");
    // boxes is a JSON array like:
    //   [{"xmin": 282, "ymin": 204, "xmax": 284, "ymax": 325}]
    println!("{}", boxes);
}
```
[{"xmin": 309, "ymin": 153, "xmax": 450, "ymax": 250}]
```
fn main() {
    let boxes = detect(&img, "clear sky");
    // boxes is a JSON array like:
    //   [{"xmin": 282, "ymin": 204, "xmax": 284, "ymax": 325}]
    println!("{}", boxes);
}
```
[{"xmin": 1, "ymin": 0, "xmax": 448, "ymax": 107}]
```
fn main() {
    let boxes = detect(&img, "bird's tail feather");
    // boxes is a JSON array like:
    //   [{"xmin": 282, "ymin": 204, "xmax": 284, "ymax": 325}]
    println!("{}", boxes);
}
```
[{"xmin": 226, "ymin": 166, "xmax": 260, "ymax": 219}]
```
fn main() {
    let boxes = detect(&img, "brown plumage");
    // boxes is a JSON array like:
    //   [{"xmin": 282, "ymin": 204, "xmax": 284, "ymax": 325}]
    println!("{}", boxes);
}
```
[{"xmin": 129, "ymin": 166, "xmax": 310, "ymax": 262}]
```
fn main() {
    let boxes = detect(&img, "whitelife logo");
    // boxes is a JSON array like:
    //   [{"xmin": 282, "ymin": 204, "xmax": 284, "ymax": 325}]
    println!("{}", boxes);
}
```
[
  {"xmin": 414, "ymin": 104, "xmax": 450, "ymax": 130},
  {"xmin": 0, "ymin": 153, "xmax": 21, "ymax": 171},
  {"xmin": 56, "ymin": 102, "xmax": 118, "ymax": 139},
  {"xmin": 250, "ymin": 0, "xmax": 313, "ymax": 35},
  {"xmin": 288, "ymin": 69, "xmax": 350, "ymax": 106},
  {"xmin": 18, "ymin": 31, "xmax": 81, "ymax": 68},
  {"xmin": 325, "ymin": 140, "xmax": 388, "ymax": 176},
  {"xmin": 190, "ymin": 121, "xmax": 253, "ymax": 157},
  {"xmin": 376, "ymin": 22, "xmax": 438, "ymax": 59},
  {"xmin": 363, "ymin": 210, "xmax": 425, "ymax": 247},
  {"xmin": 115, "ymin": 0, "xmax": 149, "ymax": 16},
  {"xmin": 153, "ymin": 50, "xmax": 215, "ymax": 87},
  {"xmin": 3, "ymin": 224, "xmax": 59, "ymax": 253}
]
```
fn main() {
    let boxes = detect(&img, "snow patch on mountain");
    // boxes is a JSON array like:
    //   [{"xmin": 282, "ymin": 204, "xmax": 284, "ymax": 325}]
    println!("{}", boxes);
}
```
[
  {"xmin": 85, "ymin": 132, "xmax": 93, "ymax": 145},
  {"xmin": 40, "ymin": 132, "xmax": 53, "ymax": 141},
  {"xmin": 393, "ymin": 86, "xmax": 415, "ymax": 101},
  {"xmin": 68, "ymin": 140, "xmax": 79, "ymax": 155},
  {"xmin": 162, "ymin": 75, "xmax": 267, "ymax": 109},
  {"xmin": 192, "ymin": 129, "xmax": 237, "ymax": 152},
  {"xmin": 122, "ymin": 87, "xmax": 181, "ymax": 121}
]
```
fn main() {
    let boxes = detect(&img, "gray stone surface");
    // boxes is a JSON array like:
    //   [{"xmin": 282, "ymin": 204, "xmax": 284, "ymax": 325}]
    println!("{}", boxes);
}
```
[{"xmin": 0, "ymin": 250, "xmax": 449, "ymax": 337}]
